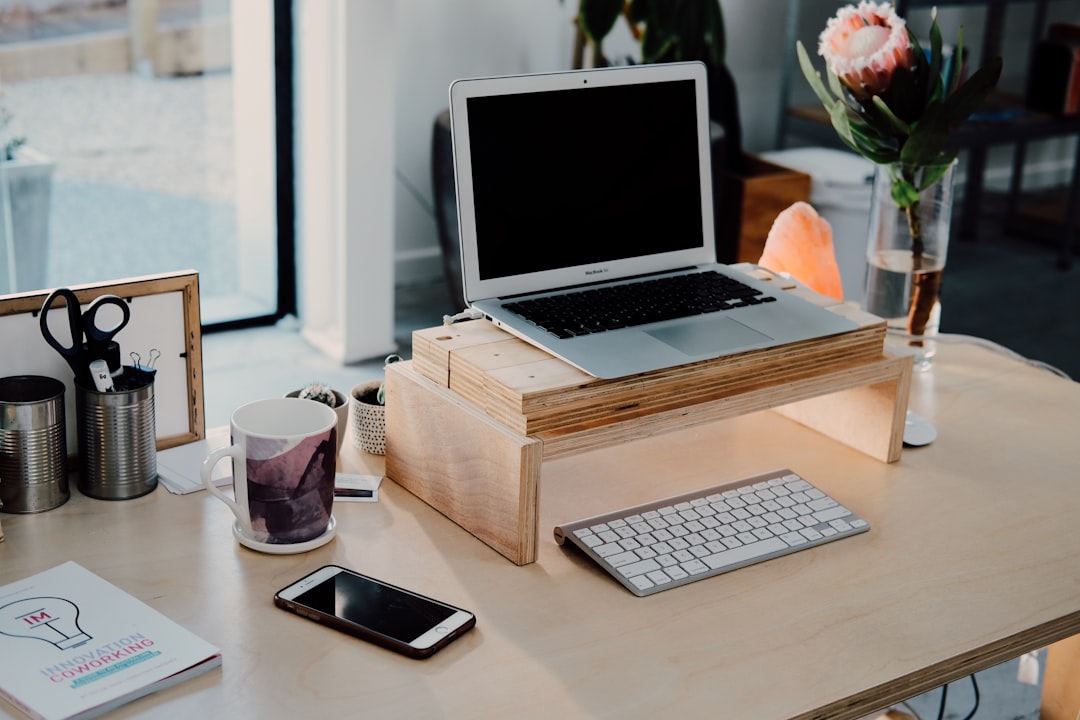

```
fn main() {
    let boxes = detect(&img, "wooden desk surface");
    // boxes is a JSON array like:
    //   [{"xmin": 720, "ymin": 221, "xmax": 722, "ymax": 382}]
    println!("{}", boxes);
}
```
[{"xmin": 1, "ymin": 343, "xmax": 1078, "ymax": 719}]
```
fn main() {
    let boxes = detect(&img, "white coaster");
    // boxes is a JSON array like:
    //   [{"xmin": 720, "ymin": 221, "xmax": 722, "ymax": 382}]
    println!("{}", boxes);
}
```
[
  {"xmin": 232, "ymin": 515, "xmax": 337, "ymax": 555},
  {"xmin": 903, "ymin": 410, "xmax": 938, "ymax": 447}
]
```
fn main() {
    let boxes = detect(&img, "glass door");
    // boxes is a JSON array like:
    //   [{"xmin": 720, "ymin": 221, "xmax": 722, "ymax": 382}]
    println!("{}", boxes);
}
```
[{"xmin": 0, "ymin": 0, "xmax": 286, "ymax": 327}]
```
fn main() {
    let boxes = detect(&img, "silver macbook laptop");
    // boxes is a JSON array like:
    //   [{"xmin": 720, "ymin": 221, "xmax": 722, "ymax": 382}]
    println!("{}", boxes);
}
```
[{"xmin": 449, "ymin": 61, "xmax": 856, "ymax": 379}]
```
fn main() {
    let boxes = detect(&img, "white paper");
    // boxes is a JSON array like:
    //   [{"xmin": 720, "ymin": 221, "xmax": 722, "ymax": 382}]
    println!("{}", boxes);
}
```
[
  {"xmin": 1017, "ymin": 650, "xmax": 1040, "ymax": 685},
  {"xmin": 156, "ymin": 426, "xmax": 232, "ymax": 495}
]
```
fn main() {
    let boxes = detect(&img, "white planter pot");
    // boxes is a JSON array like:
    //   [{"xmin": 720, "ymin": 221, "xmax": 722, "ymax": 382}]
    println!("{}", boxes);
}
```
[{"xmin": 349, "ymin": 380, "xmax": 386, "ymax": 455}]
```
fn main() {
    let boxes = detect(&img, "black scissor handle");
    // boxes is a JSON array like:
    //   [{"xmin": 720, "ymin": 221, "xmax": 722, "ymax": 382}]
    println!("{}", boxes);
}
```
[
  {"xmin": 39, "ymin": 287, "xmax": 85, "ymax": 361},
  {"xmin": 83, "ymin": 294, "xmax": 130, "ymax": 345}
]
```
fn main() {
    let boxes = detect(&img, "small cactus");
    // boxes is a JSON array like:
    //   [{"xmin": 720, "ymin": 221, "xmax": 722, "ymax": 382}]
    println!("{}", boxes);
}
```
[
  {"xmin": 297, "ymin": 382, "xmax": 341, "ymax": 408},
  {"xmin": 376, "ymin": 354, "xmax": 402, "ymax": 405}
]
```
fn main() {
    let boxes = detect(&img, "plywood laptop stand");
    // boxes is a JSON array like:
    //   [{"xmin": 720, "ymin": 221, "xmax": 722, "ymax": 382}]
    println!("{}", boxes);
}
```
[{"xmin": 385, "ymin": 267, "xmax": 913, "ymax": 565}]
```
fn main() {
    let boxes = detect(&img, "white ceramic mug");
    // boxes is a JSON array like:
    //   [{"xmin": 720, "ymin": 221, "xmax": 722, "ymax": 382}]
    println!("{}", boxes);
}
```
[{"xmin": 202, "ymin": 398, "xmax": 338, "ymax": 550}]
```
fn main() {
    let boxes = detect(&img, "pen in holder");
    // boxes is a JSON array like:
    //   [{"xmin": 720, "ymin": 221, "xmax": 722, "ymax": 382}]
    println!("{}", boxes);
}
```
[{"xmin": 76, "ymin": 365, "xmax": 158, "ymax": 500}]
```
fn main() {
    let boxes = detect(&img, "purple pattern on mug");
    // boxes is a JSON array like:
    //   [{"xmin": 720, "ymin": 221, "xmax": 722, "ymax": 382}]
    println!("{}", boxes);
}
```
[{"xmin": 245, "ymin": 429, "xmax": 336, "ymax": 544}]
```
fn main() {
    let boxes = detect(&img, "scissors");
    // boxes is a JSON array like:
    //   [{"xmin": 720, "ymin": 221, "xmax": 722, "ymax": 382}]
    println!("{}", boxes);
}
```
[{"xmin": 39, "ymin": 288, "xmax": 131, "ymax": 385}]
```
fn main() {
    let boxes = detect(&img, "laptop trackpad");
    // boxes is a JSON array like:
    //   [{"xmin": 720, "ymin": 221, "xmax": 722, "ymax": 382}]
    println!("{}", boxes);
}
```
[{"xmin": 646, "ymin": 317, "xmax": 772, "ymax": 356}]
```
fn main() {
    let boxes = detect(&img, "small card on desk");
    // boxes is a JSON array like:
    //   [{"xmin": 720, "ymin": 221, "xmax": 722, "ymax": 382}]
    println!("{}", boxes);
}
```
[{"xmin": 334, "ymin": 474, "xmax": 383, "ymax": 502}]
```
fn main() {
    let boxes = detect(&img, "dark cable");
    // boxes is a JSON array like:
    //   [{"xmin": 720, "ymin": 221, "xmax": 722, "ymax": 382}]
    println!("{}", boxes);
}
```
[
  {"xmin": 935, "ymin": 683, "xmax": 949, "ymax": 720},
  {"xmin": 960, "ymin": 674, "xmax": 981, "ymax": 720}
]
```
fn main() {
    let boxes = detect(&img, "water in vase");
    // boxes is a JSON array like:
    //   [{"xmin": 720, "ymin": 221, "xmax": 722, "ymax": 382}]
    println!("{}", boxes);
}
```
[{"xmin": 863, "ymin": 249, "xmax": 943, "ymax": 371}]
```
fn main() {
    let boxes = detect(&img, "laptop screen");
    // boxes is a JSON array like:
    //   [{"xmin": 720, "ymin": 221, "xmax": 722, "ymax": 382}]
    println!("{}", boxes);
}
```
[
  {"xmin": 466, "ymin": 79, "xmax": 703, "ymax": 280},
  {"xmin": 451, "ymin": 62, "xmax": 716, "ymax": 302}
]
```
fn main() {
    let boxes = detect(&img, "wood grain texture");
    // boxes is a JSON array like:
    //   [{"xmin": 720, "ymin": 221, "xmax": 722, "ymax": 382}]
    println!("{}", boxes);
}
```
[
  {"xmin": 413, "ymin": 272, "xmax": 888, "ymax": 438},
  {"xmin": 1042, "ymin": 634, "xmax": 1080, "ymax": 720},
  {"xmin": 384, "ymin": 361, "xmax": 542, "ymax": 564}
]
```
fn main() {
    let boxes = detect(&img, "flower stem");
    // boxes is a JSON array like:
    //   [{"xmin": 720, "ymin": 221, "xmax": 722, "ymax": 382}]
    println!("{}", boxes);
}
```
[
  {"xmin": 906, "ymin": 203, "xmax": 924, "ymax": 267},
  {"xmin": 904, "ymin": 200, "xmax": 937, "ymax": 340}
]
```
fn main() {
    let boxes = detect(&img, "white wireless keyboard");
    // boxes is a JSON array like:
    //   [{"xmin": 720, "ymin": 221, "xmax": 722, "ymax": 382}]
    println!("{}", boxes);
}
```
[{"xmin": 554, "ymin": 469, "xmax": 869, "ymax": 597}]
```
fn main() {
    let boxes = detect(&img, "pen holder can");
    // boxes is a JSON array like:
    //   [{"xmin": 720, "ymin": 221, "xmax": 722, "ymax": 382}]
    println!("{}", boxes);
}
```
[
  {"xmin": 76, "ymin": 368, "xmax": 158, "ymax": 500},
  {"xmin": 0, "ymin": 375, "xmax": 69, "ymax": 513}
]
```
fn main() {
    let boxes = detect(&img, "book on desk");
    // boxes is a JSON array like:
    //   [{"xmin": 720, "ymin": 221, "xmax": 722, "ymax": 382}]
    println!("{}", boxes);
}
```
[{"xmin": 0, "ymin": 562, "xmax": 221, "ymax": 720}]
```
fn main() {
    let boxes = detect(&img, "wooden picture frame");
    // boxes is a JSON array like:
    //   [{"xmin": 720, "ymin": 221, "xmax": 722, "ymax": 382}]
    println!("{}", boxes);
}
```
[{"xmin": 0, "ymin": 270, "xmax": 205, "ymax": 452}]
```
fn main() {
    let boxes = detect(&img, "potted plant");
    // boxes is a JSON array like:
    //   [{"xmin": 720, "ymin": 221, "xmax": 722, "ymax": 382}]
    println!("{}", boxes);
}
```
[
  {"xmin": 569, "ymin": 0, "xmax": 741, "ymax": 168},
  {"xmin": 565, "ymin": 0, "xmax": 801, "ymax": 264},
  {"xmin": 286, "ymin": 382, "xmax": 348, "ymax": 453},
  {"xmin": 348, "ymin": 354, "xmax": 401, "ymax": 456},
  {"xmin": 0, "ymin": 101, "xmax": 56, "ymax": 294}
]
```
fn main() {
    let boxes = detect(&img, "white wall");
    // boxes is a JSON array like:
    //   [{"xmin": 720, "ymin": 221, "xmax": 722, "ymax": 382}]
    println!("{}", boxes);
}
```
[
  {"xmin": 390, "ymin": 0, "xmax": 579, "ymax": 287},
  {"xmin": 386, "ymin": 0, "xmax": 1078, "ymax": 285}
]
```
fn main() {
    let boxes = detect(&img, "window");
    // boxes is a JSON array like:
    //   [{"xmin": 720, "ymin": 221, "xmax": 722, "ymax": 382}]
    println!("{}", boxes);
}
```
[{"xmin": 0, "ymin": 0, "xmax": 289, "ymax": 327}]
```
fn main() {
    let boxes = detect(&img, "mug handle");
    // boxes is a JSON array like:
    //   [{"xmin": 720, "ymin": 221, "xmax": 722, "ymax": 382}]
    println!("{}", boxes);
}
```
[{"xmin": 202, "ymin": 445, "xmax": 249, "ymax": 532}]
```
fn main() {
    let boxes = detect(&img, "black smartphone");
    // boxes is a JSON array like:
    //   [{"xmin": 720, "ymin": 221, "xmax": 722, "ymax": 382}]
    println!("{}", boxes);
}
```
[{"xmin": 274, "ymin": 565, "xmax": 476, "ymax": 659}]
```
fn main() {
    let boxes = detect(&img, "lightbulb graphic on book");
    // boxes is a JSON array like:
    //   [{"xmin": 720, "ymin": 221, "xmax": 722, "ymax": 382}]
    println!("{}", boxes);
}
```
[{"xmin": 0, "ymin": 597, "xmax": 92, "ymax": 650}]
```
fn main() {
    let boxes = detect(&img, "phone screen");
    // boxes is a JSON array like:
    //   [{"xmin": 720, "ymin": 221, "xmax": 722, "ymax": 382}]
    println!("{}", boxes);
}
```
[
  {"xmin": 293, "ymin": 570, "xmax": 457, "ymax": 642},
  {"xmin": 275, "ymin": 566, "xmax": 475, "ymax": 658}
]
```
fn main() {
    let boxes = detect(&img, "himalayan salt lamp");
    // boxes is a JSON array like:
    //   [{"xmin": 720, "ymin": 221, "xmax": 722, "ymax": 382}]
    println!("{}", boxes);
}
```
[{"xmin": 757, "ymin": 201, "xmax": 844, "ymax": 302}]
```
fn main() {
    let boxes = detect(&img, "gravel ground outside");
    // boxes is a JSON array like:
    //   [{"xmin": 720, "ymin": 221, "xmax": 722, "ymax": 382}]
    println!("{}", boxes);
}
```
[{"xmin": 3, "ymin": 70, "xmax": 239, "ymax": 297}]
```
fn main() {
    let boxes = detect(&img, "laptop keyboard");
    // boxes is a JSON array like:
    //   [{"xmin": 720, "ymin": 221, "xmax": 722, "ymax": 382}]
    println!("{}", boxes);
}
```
[{"xmin": 502, "ymin": 270, "xmax": 777, "ymax": 339}]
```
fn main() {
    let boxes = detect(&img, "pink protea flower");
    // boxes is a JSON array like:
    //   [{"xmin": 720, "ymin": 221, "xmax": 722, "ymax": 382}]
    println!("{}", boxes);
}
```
[{"xmin": 818, "ymin": 1, "xmax": 915, "ymax": 99}]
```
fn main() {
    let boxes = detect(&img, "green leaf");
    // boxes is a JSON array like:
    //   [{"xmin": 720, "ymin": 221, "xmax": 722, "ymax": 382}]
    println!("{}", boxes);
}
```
[
  {"xmin": 701, "ymin": 0, "xmax": 726, "ymax": 65},
  {"xmin": 891, "ymin": 177, "xmax": 921, "ymax": 208},
  {"xmin": 579, "ymin": 0, "xmax": 623, "ymax": 45},
  {"xmin": 826, "ymin": 64, "xmax": 847, "ymax": 101},
  {"xmin": 914, "ymin": 151, "xmax": 958, "ymax": 190},
  {"xmin": 871, "ymin": 95, "xmax": 912, "ymax": 137},
  {"xmin": 887, "ymin": 65, "xmax": 924, "ymax": 124},
  {"xmin": 628, "ymin": 0, "xmax": 724, "ymax": 81},
  {"xmin": 946, "ymin": 26, "xmax": 965, "ymax": 96},
  {"xmin": 797, "ymin": 42, "xmax": 839, "ymax": 110},
  {"xmin": 901, "ymin": 101, "xmax": 950, "ymax": 167},
  {"xmin": 906, "ymin": 31, "xmax": 930, "ymax": 97},
  {"xmin": 926, "ymin": 11, "xmax": 944, "ymax": 105},
  {"xmin": 943, "ymin": 55, "xmax": 1002, "ymax": 124},
  {"xmin": 641, "ymin": 25, "xmax": 676, "ymax": 63},
  {"xmin": 847, "ymin": 118, "xmax": 900, "ymax": 162}
]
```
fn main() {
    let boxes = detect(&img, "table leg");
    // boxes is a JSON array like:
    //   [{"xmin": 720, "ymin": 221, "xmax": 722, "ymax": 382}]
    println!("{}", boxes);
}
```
[
  {"xmin": 1041, "ymin": 634, "xmax": 1080, "ymax": 720},
  {"xmin": 959, "ymin": 147, "xmax": 987, "ymax": 242},
  {"xmin": 1057, "ymin": 140, "xmax": 1080, "ymax": 270}
]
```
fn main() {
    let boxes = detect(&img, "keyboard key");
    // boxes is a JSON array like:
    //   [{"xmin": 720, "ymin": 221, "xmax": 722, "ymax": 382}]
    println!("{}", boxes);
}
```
[
  {"xmin": 617, "ymin": 558, "xmax": 662, "ymax": 578},
  {"xmin": 665, "ymin": 565, "xmax": 689, "ymax": 581},
  {"xmin": 682, "ymin": 559, "xmax": 710, "ymax": 575},
  {"xmin": 815, "ymin": 506, "xmax": 852, "ymax": 523},
  {"xmin": 703, "ymin": 537, "xmax": 788, "ymax": 570},
  {"xmin": 780, "ymin": 532, "xmax": 807, "ymax": 546},
  {"xmin": 607, "ymin": 551, "xmax": 640, "ymax": 568},
  {"xmin": 595, "ymin": 543, "xmax": 622, "ymax": 558},
  {"xmin": 507, "ymin": 271, "xmax": 771, "ymax": 339}
]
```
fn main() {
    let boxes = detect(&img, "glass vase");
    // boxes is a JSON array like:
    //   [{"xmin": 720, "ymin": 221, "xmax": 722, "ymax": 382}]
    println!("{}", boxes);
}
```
[{"xmin": 861, "ymin": 160, "xmax": 956, "ymax": 371}]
